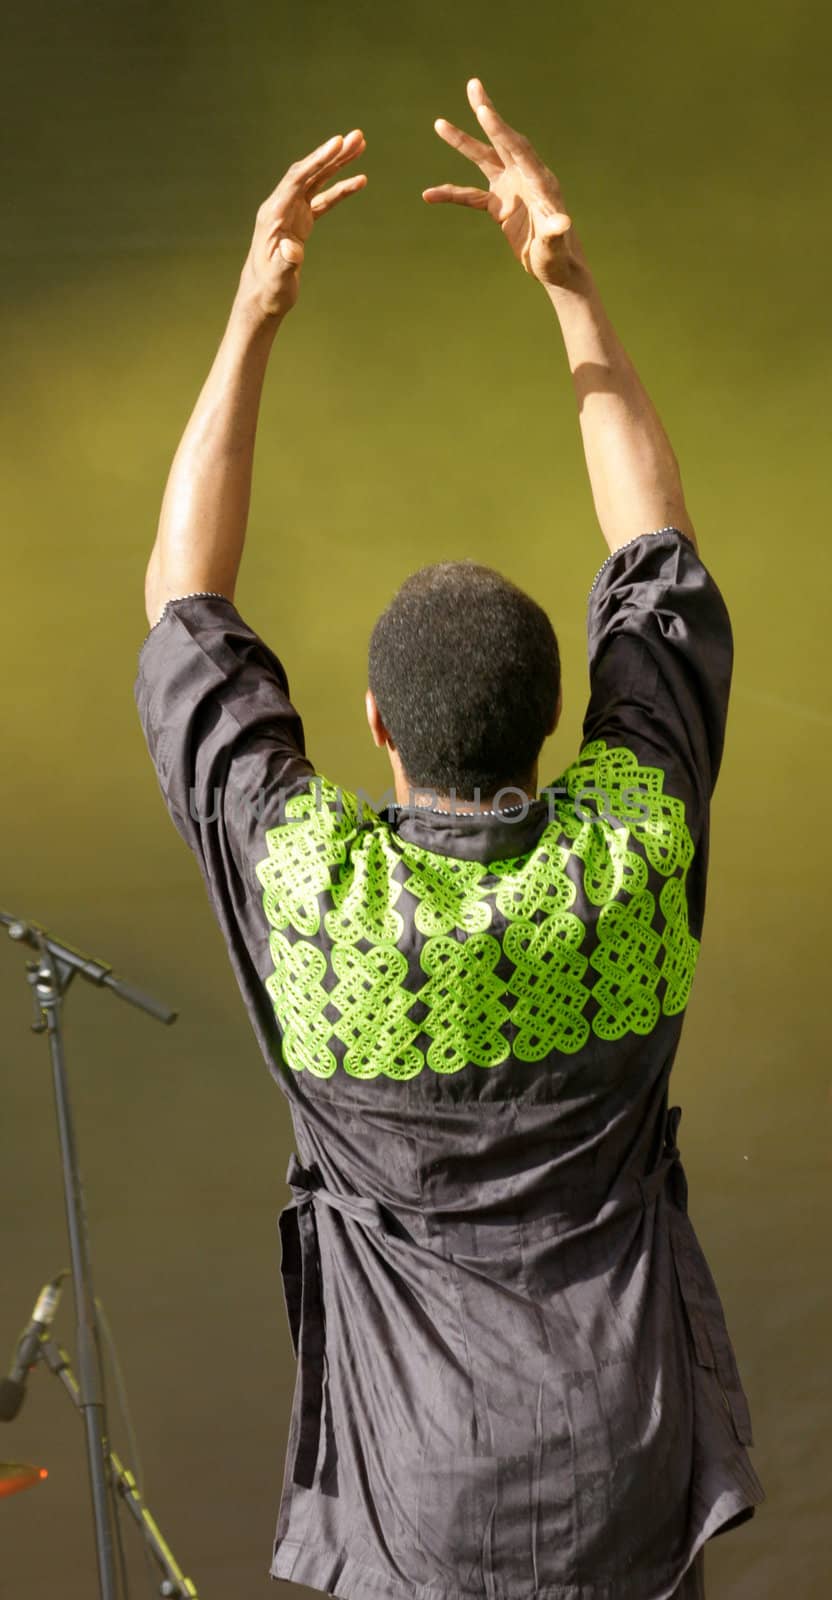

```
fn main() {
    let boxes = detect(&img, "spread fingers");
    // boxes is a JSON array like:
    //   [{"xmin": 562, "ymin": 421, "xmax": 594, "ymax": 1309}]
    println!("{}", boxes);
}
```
[
  {"xmin": 433, "ymin": 117, "xmax": 503, "ymax": 176},
  {"xmin": 422, "ymin": 184, "xmax": 494, "ymax": 209}
]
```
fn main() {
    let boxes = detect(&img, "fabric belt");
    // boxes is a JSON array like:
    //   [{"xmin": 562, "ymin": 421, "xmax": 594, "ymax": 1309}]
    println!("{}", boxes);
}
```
[
  {"xmin": 637, "ymin": 1102, "xmax": 689, "ymax": 1212},
  {"xmin": 278, "ymin": 1152, "xmax": 389, "ymax": 1488}
]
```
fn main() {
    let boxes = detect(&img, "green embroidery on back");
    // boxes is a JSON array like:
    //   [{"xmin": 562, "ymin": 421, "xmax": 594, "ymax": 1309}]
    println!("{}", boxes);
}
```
[
  {"xmin": 325, "ymin": 830, "xmax": 405, "ymax": 946},
  {"xmin": 406, "ymin": 853, "xmax": 494, "ymax": 936},
  {"xmin": 557, "ymin": 741, "xmax": 693, "ymax": 876},
  {"xmin": 264, "ymin": 930, "xmax": 336, "ymax": 1077},
  {"xmin": 657, "ymin": 876, "xmax": 699, "ymax": 1015},
  {"xmin": 589, "ymin": 890, "xmax": 662, "ymax": 1040},
  {"xmin": 420, "ymin": 933, "xmax": 510, "ymax": 1073},
  {"xmin": 503, "ymin": 913, "xmax": 590, "ymax": 1057},
  {"xmin": 491, "ymin": 837, "xmax": 576, "ymax": 921},
  {"xmin": 260, "ymin": 778, "xmax": 358, "ymax": 937},
  {"xmin": 255, "ymin": 752, "xmax": 701, "ymax": 1078},
  {"xmin": 566, "ymin": 822, "xmax": 647, "ymax": 907},
  {"xmin": 330, "ymin": 942, "xmax": 423, "ymax": 1080}
]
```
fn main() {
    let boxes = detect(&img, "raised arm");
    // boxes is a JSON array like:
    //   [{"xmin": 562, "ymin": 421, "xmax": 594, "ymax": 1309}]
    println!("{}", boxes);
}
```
[
  {"xmin": 423, "ymin": 79, "xmax": 696, "ymax": 557},
  {"xmin": 144, "ymin": 129, "xmax": 367, "ymax": 629}
]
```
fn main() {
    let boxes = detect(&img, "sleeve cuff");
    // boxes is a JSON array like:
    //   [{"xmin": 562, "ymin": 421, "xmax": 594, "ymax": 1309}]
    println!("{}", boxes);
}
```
[
  {"xmin": 588, "ymin": 526, "xmax": 695, "ymax": 602},
  {"xmin": 139, "ymin": 590, "xmax": 235, "ymax": 654}
]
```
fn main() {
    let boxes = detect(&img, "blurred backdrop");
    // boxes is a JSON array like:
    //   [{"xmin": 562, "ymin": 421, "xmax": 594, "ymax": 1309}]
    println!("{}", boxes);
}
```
[{"xmin": 2, "ymin": 1, "xmax": 830, "ymax": 1595}]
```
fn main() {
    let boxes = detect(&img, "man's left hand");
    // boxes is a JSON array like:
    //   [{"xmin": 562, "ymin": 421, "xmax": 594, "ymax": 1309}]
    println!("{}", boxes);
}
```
[{"xmin": 240, "ymin": 129, "xmax": 367, "ymax": 321}]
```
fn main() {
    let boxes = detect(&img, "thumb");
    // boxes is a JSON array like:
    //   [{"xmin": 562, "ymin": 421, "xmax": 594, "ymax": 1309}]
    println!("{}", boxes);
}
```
[
  {"xmin": 278, "ymin": 236, "xmax": 305, "ymax": 266},
  {"xmin": 539, "ymin": 212, "xmax": 572, "ymax": 241}
]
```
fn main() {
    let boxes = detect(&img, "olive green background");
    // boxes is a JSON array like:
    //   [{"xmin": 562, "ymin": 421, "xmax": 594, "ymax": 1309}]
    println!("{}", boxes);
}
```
[{"xmin": 2, "ymin": 1, "xmax": 829, "ymax": 1595}]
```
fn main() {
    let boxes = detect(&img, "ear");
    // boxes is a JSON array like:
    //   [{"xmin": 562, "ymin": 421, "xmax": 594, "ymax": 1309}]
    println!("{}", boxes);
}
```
[
  {"xmin": 365, "ymin": 688, "xmax": 392, "ymax": 750},
  {"xmin": 548, "ymin": 684, "xmax": 563, "ymax": 736}
]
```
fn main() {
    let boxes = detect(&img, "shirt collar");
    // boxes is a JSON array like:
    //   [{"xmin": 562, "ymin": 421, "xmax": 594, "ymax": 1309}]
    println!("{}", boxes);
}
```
[{"xmin": 378, "ymin": 797, "xmax": 552, "ymax": 863}]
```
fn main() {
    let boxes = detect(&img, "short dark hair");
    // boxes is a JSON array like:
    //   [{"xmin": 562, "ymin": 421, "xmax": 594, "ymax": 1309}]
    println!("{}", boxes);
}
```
[{"xmin": 368, "ymin": 561, "xmax": 560, "ymax": 799}]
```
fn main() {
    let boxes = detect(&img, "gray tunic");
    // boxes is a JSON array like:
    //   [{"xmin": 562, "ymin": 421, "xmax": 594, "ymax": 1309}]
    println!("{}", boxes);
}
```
[{"xmin": 135, "ymin": 527, "xmax": 765, "ymax": 1600}]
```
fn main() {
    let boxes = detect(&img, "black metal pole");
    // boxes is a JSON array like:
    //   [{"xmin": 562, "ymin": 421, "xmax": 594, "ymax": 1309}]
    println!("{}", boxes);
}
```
[{"xmin": 32, "ymin": 944, "xmax": 119, "ymax": 1600}]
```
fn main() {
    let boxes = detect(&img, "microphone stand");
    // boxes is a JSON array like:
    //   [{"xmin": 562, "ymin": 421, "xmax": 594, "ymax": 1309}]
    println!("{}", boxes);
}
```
[
  {"xmin": 1, "ymin": 911, "xmax": 179, "ymax": 1600},
  {"xmin": 35, "ymin": 1334, "xmax": 198, "ymax": 1597}
]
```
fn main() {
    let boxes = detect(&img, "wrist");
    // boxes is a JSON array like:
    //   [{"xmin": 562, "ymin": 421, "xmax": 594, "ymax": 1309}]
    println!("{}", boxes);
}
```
[
  {"xmin": 232, "ymin": 260, "xmax": 288, "ymax": 338},
  {"xmin": 542, "ymin": 259, "xmax": 599, "ymax": 317}
]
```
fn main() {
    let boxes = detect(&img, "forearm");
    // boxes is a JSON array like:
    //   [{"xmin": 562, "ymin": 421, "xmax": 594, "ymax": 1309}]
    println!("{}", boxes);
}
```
[
  {"xmin": 144, "ymin": 272, "xmax": 283, "ymax": 627},
  {"xmin": 544, "ymin": 265, "xmax": 697, "ymax": 556}
]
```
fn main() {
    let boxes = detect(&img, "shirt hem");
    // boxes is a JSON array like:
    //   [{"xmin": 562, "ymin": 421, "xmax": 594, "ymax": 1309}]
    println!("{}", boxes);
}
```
[{"xmin": 268, "ymin": 1477, "xmax": 763, "ymax": 1600}]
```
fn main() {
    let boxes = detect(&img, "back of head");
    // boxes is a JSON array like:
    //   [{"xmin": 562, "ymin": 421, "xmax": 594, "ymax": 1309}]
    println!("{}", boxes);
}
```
[{"xmin": 368, "ymin": 561, "xmax": 560, "ymax": 800}]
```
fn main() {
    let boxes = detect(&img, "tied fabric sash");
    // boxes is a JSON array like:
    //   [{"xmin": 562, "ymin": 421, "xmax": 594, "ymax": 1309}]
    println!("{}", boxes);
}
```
[
  {"xmin": 636, "ymin": 1103, "xmax": 715, "ymax": 1368},
  {"xmin": 278, "ymin": 1152, "xmax": 389, "ymax": 1489},
  {"xmin": 638, "ymin": 1102, "xmax": 689, "ymax": 1212},
  {"xmin": 635, "ymin": 1107, "xmax": 715, "ymax": 1363}
]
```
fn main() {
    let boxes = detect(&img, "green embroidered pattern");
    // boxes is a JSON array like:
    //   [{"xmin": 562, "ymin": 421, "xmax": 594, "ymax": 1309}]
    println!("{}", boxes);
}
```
[
  {"xmin": 589, "ymin": 890, "xmax": 662, "ymax": 1040},
  {"xmin": 555, "ymin": 741, "xmax": 694, "ymax": 877},
  {"xmin": 565, "ymin": 822, "xmax": 647, "ymax": 907},
  {"xmin": 491, "ymin": 838, "xmax": 577, "ymax": 921},
  {"xmin": 420, "ymin": 934, "xmax": 511, "ymax": 1073},
  {"xmin": 264, "ymin": 932, "xmax": 336, "ymax": 1076},
  {"xmin": 324, "ymin": 830, "xmax": 405, "ymax": 946},
  {"xmin": 255, "ymin": 748, "xmax": 701, "ymax": 1079},
  {"xmin": 502, "ymin": 913, "xmax": 590, "ymax": 1057},
  {"xmin": 658, "ymin": 876, "xmax": 700, "ymax": 1015},
  {"xmin": 406, "ymin": 854, "xmax": 494, "ymax": 936},
  {"xmin": 330, "ymin": 942, "xmax": 423, "ymax": 1080},
  {"xmin": 259, "ymin": 778, "xmax": 358, "ymax": 937}
]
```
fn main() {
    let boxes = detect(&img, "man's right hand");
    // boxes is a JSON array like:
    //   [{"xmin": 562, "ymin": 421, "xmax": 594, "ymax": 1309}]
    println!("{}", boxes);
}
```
[{"xmin": 423, "ymin": 79, "xmax": 589, "ymax": 292}]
